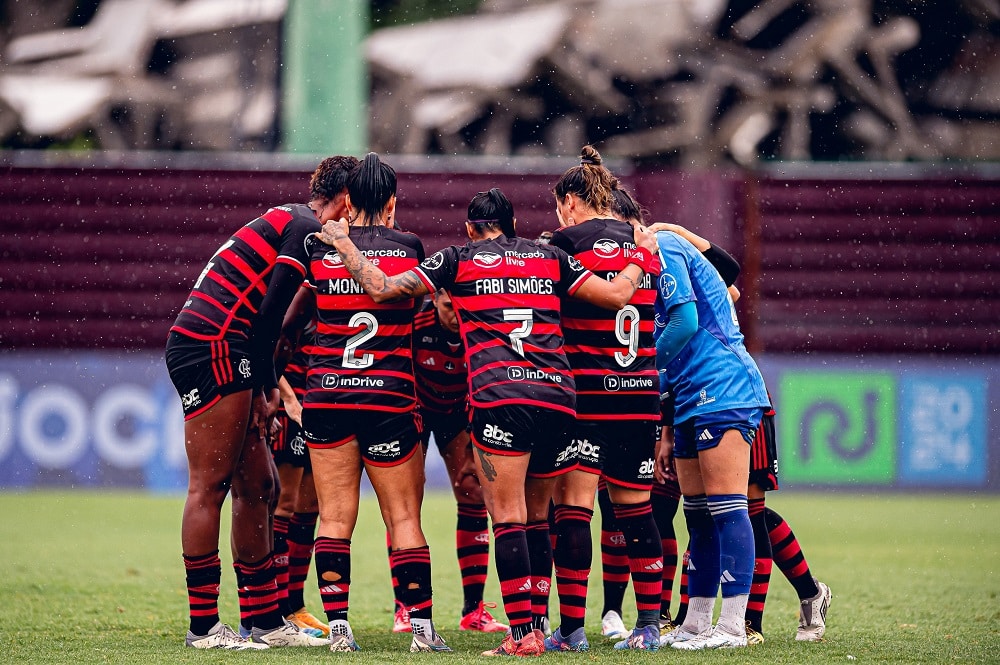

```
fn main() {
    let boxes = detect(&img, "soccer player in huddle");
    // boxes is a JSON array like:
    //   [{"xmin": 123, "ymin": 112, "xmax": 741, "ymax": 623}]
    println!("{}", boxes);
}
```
[
  {"xmin": 298, "ymin": 152, "xmax": 450, "ymax": 653},
  {"xmin": 390, "ymin": 287, "xmax": 508, "ymax": 634},
  {"xmin": 317, "ymin": 186, "xmax": 659, "ymax": 656},
  {"xmin": 542, "ymin": 146, "xmax": 664, "ymax": 652},
  {"xmin": 166, "ymin": 157, "xmax": 349, "ymax": 650}
]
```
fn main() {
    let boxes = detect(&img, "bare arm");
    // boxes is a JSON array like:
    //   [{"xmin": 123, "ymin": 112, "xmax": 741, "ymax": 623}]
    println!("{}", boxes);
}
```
[
  {"xmin": 646, "ymin": 222, "xmax": 711, "ymax": 252},
  {"xmin": 317, "ymin": 217, "xmax": 430, "ymax": 303},
  {"xmin": 573, "ymin": 262, "xmax": 647, "ymax": 310}
]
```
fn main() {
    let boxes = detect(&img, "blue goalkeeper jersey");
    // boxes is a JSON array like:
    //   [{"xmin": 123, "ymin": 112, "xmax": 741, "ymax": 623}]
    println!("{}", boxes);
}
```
[{"xmin": 653, "ymin": 232, "xmax": 769, "ymax": 422}]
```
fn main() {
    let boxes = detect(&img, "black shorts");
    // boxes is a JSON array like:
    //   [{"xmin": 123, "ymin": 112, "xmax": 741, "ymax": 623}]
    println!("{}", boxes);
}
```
[
  {"xmin": 302, "ymin": 407, "xmax": 422, "ymax": 467},
  {"xmin": 419, "ymin": 408, "xmax": 470, "ymax": 451},
  {"xmin": 469, "ymin": 404, "xmax": 574, "ymax": 479},
  {"xmin": 165, "ymin": 331, "xmax": 255, "ymax": 420},
  {"xmin": 567, "ymin": 420, "xmax": 658, "ymax": 490},
  {"xmin": 749, "ymin": 408, "xmax": 779, "ymax": 491},
  {"xmin": 272, "ymin": 410, "xmax": 311, "ymax": 469}
]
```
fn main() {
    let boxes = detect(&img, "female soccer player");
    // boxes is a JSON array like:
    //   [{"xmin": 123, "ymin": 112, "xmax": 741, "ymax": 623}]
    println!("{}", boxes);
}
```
[
  {"xmin": 165, "ymin": 157, "xmax": 350, "ymax": 650},
  {"xmin": 542, "ymin": 147, "xmax": 663, "ymax": 653},
  {"xmin": 651, "ymin": 222, "xmax": 770, "ymax": 650},
  {"xmin": 298, "ymin": 153, "xmax": 450, "ymax": 653},
  {"xmin": 318, "ymin": 186, "xmax": 659, "ymax": 657}
]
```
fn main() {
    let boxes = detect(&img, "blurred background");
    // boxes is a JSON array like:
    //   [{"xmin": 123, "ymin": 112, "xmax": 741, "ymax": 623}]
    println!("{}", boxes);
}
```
[{"xmin": 0, "ymin": 0, "xmax": 997, "ymax": 493}]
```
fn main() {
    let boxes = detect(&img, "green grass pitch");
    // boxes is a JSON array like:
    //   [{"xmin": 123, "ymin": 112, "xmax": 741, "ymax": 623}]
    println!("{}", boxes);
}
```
[{"xmin": 1, "ymin": 490, "xmax": 997, "ymax": 663}]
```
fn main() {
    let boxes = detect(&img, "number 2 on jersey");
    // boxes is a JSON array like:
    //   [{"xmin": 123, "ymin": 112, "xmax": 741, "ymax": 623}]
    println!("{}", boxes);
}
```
[{"xmin": 343, "ymin": 311, "xmax": 378, "ymax": 368}]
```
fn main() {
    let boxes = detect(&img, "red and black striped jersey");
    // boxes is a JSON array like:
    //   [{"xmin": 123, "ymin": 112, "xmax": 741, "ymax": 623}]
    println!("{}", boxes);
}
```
[
  {"xmin": 413, "ymin": 235, "xmax": 593, "ymax": 416},
  {"xmin": 413, "ymin": 299, "xmax": 468, "ymax": 414},
  {"xmin": 302, "ymin": 226, "xmax": 424, "ymax": 413},
  {"xmin": 549, "ymin": 218, "xmax": 660, "ymax": 421},
  {"xmin": 282, "ymin": 321, "xmax": 314, "ymax": 398},
  {"xmin": 170, "ymin": 204, "xmax": 319, "ymax": 341}
]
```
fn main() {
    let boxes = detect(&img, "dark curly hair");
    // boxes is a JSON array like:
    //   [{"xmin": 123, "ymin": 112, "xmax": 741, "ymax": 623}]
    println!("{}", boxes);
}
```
[{"xmin": 309, "ymin": 155, "xmax": 359, "ymax": 201}]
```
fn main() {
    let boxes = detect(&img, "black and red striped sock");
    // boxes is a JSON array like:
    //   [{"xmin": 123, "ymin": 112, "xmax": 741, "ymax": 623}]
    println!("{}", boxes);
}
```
[
  {"xmin": 552, "ymin": 505, "xmax": 592, "ymax": 635},
  {"xmin": 315, "ymin": 537, "xmax": 351, "ymax": 622},
  {"xmin": 651, "ymin": 490, "xmax": 680, "ymax": 620},
  {"xmin": 457, "ymin": 503, "xmax": 489, "ymax": 615},
  {"xmin": 183, "ymin": 550, "xmax": 221, "ymax": 636},
  {"xmin": 390, "ymin": 545, "xmax": 433, "ymax": 621},
  {"xmin": 675, "ymin": 547, "xmax": 690, "ymax": 625},
  {"xmin": 613, "ymin": 501, "xmax": 662, "ymax": 628},
  {"xmin": 234, "ymin": 556, "xmax": 282, "ymax": 631},
  {"xmin": 745, "ymin": 498, "xmax": 773, "ymax": 633},
  {"xmin": 526, "ymin": 519, "xmax": 554, "ymax": 632},
  {"xmin": 385, "ymin": 531, "xmax": 402, "ymax": 605},
  {"xmin": 272, "ymin": 514, "xmax": 291, "ymax": 616},
  {"xmin": 286, "ymin": 512, "xmax": 317, "ymax": 612},
  {"xmin": 493, "ymin": 522, "xmax": 532, "ymax": 640},
  {"xmin": 765, "ymin": 507, "xmax": 820, "ymax": 600},
  {"xmin": 598, "ymin": 485, "xmax": 628, "ymax": 616}
]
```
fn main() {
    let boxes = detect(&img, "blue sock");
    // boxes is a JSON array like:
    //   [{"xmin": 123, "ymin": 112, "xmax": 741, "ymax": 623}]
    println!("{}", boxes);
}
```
[
  {"xmin": 682, "ymin": 494, "xmax": 720, "ymax": 598},
  {"xmin": 706, "ymin": 494, "xmax": 754, "ymax": 597}
]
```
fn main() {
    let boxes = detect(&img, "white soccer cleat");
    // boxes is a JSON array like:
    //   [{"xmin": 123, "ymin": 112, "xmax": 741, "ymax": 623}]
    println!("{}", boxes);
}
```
[
  {"xmin": 328, "ymin": 620, "xmax": 361, "ymax": 652},
  {"xmin": 601, "ymin": 609, "xmax": 630, "ymax": 640},
  {"xmin": 185, "ymin": 621, "xmax": 268, "ymax": 650},
  {"xmin": 671, "ymin": 625, "xmax": 748, "ymax": 650},
  {"xmin": 658, "ymin": 624, "xmax": 701, "ymax": 647},
  {"xmin": 250, "ymin": 618, "xmax": 329, "ymax": 647},
  {"xmin": 797, "ymin": 579, "xmax": 832, "ymax": 642}
]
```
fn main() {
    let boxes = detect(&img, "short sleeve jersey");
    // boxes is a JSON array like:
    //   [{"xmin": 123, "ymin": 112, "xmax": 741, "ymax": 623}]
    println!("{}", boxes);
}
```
[
  {"xmin": 413, "ymin": 300, "xmax": 468, "ymax": 415},
  {"xmin": 549, "ymin": 219, "xmax": 660, "ymax": 421},
  {"xmin": 653, "ymin": 231, "xmax": 769, "ymax": 421},
  {"xmin": 302, "ymin": 226, "xmax": 424, "ymax": 413},
  {"xmin": 413, "ymin": 235, "xmax": 593, "ymax": 416},
  {"xmin": 170, "ymin": 204, "xmax": 319, "ymax": 341}
]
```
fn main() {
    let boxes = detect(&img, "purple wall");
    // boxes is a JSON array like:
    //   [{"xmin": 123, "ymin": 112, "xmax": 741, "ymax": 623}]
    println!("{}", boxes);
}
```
[{"xmin": 2, "ymin": 155, "xmax": 997, "ymax": 354}]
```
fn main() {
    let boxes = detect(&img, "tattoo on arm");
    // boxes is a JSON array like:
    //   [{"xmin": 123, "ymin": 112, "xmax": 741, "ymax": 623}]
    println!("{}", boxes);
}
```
[
  {"xmin": 335, "ymin": 238, "xmax": 426, "ymax": 301},
  {"xmin": 475, "ymin": 447, "xmax": 497, "ymax": 482}
]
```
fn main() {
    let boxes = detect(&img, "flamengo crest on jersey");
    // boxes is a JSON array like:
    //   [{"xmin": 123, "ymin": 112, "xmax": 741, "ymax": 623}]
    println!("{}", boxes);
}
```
[
  {"xmin": 302, "ymin": 226, "xmax": 424, "ymax": 412},
  {"xmin": 412, "ymin": 235, "xmax": 593, "ymax": 415},
  {"xmin": 549, "ymin": 219, "xmax": 660, "ymax": 421}
]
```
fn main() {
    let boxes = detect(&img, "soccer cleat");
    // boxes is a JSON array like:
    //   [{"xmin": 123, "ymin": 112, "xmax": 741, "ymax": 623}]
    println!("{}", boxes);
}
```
[
  {"xmin": 659, "ymin": 624, "xmax": 702, "ymax": 647},
  {"xmin": 186, "ymin": 621, "xmax": 268, "ymax": 650},
  {"xmin": 671, "ymin": 625, "xmax": 748, "ymax": 650},
  {"xmin": 797, "ymin": 579, "xmax": 832, "ymax": 642},
  {"xmin": 544, "ymin": 626, "xmax": 590, "ymax": 652},
  {"xmin": 460, "ymin": 601, "xmax": 509, "ymax": 632},
  {"xmin": 328, "ymin": 620, "xmax": 361, "ymax": 652},
  {"xmin": 410, "ymin": 630, "xmax": 454, "ymax": 653},
  {"xmin": 613, "ymin": 624, "xmax": 660, "ymax": 651},
  {"xmin": 659, "ymin": 613, "xmax": 677, "ymax": 634},
  {"xmin": 538, "ymin": 616, "xmax": 552, "ymax": 637},
  {"xmin": 393, "ymin": 601, "xmax": 412, "ymax": 633},
  {"xmin": 481, "ymin": 628, "xmax": 545, "ymax": 657},
  {"xmin": 288, "ymin": 607, "xmax": 330, "ymax": 638},
  {"xmin": 745, "ymin": 621, "xmax": 764, "ymax": 645},
  {"xmin": 250, "ymin": 618, "xmax": 329, "ymax": 647},
  {"xmin": 601, "ymin": 610, "xmax": 630, "ymax": 640}
]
